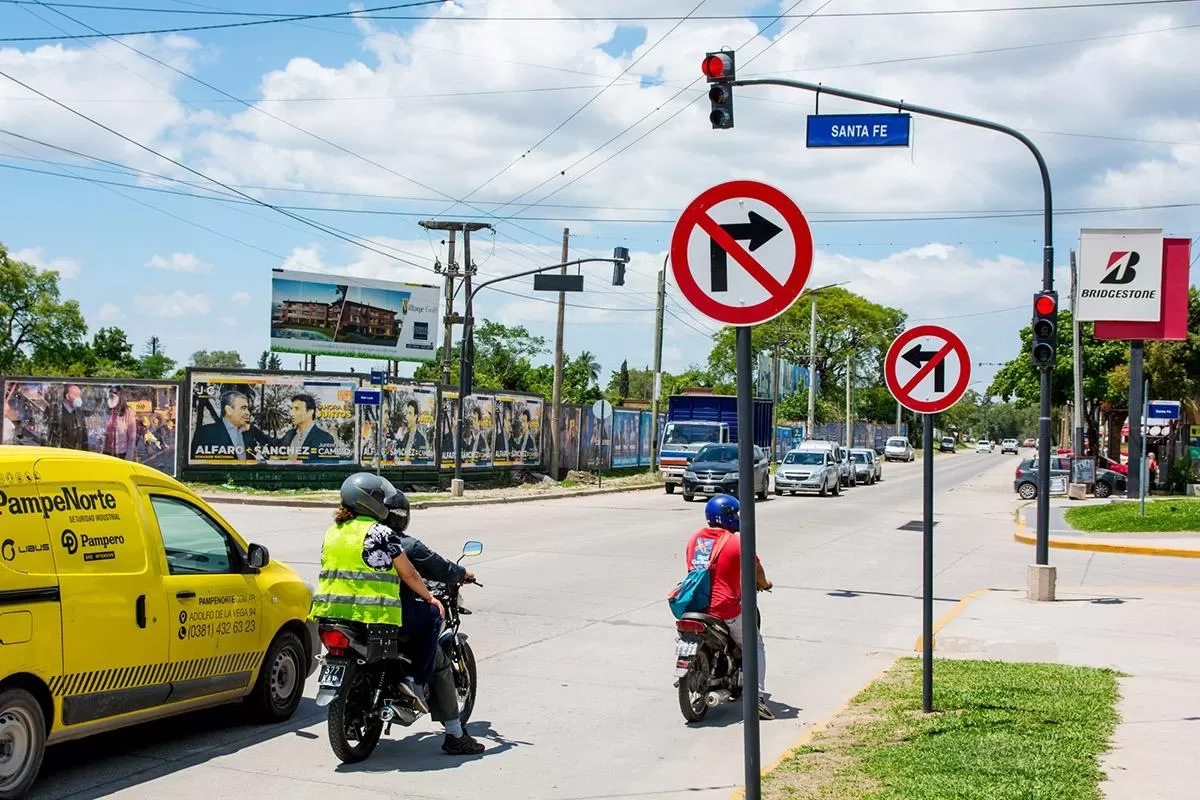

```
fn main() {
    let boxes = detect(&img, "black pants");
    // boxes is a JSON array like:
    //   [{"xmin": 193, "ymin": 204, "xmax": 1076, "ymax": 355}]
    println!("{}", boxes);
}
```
[{"xmin": 401, "ymin": 597, "xmax": 441, "ymax": 685}]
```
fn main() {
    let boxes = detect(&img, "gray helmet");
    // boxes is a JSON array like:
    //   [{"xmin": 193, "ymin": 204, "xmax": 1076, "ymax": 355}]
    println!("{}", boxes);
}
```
[{"xmin": 339, "ymin": 472, "xmax": 399, "ymax": 522}]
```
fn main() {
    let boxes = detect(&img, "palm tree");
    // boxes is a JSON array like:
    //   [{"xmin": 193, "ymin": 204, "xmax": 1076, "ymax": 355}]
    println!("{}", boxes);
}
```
[{"xmin": 576, "ymin": 350, "xmax": 601, "ymax": 387}]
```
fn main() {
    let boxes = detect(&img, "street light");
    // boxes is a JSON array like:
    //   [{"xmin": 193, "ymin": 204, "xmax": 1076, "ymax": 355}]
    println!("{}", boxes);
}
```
[{"xmin": 452, "ymin": 247, "xmax": 632, "ymax": 492}]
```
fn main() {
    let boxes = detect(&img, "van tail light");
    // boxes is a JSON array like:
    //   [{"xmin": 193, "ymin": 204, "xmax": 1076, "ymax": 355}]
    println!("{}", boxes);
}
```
[
  {"xmin": 676, "ymin": 619, "xmax": 707, "ymax": 635},
  {"xmin": 320, "ymin": 628, "xmax": 351, "ymax": 655}
]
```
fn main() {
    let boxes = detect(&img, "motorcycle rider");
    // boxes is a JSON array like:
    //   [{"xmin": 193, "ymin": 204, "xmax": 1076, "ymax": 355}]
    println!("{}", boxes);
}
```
[
  {"xmin": 312, "ymin": 472, "xmax": 484, "ymax": 755},
  {"xmin": 684, "ymin": 494, "xmax": 774, "ymax": 720}
]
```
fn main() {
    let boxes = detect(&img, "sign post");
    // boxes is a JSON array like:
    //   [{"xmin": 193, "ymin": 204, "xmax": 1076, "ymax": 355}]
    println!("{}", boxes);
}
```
[
  {"xmin": 884, "ymin": 324, "xmax": 971, "ymax": 714},
  {"xmin": 354, "ymin": 388, "xmax": 383, "ymax": 475},
  {"xmin": 671, "ymin": 178, "xmax": 813, "ymax": 800},
  {"xmin": 592, "ymin": 398, "xmax": 613, "ymax": 487}
]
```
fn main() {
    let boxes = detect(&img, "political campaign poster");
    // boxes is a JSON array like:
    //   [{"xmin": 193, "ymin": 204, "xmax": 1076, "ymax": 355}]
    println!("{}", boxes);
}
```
[
  {"xmin": 438, "ymin": 391, "xmax": 493, "ymax": 469},
  {"xmin": 581, "ymin": 404, "xmax": 611, "ymax": 472},
  {"xmin": 493, "ymin": 394, "xmax": 517, "ymax": 467},
  {"xmin": 559, "ymin": 405, "xmax": 582, "ymax": 472},
  {"xmin": 360, "ymin": 381, "xmax": 438, "ymax": 467},
  {"xmin": 639, "ymin": 411, "xmax": 653, "ymax": 467},
  {"xmin": 2, "ymin": 378, "xmax": 180, "ymax": 475},
  {"xmin": 612, "ymin": 409, "xmax": 640, "ymax": 468},
  {"xmin": 187, "ymin": 371, "xmax": 358, "ymax": 465},
  {"xmin": 270, "ymin": 268, "xmax": 440, "ymax": 362}
]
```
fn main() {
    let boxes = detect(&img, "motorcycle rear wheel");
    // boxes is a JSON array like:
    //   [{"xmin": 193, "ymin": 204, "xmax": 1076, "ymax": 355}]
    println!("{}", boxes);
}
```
[
  {"xmin": 327, "ymin": 665, "xmax": 384, "ymax": 764},
  {"xmin": 678, "ymin": 650, "xmax": 711, "ymax": 723}
]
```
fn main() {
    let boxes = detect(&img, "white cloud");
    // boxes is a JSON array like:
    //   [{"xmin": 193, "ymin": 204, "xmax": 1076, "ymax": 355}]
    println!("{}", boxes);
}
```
[
  {"xmin": 133, "ymin": 291, "xmax": 212, "ymax": 318},
  {"xmin": 145, "ymin": 252, "xmax": 213, "ymax": 273},
  {"xmin": 12, "ymin": 247, "xmax": 81, "ymax": 280},
  {"xmin": 231, "ymin": 291, "xmax": 250, "ymax": 306},
  {"xmin": 96, "ymin": 302, "xmax": 125, "ymax": 322}
]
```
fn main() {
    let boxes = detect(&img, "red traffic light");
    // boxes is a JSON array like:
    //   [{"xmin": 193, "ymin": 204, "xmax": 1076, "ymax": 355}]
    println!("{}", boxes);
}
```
[
  {"xmin": 1034, "ymin": 294, "xmax": 1056, "ymax": 315},
  {"xmin": 702, "ymin": 53, "xmax": 731, "ymax": 80}
]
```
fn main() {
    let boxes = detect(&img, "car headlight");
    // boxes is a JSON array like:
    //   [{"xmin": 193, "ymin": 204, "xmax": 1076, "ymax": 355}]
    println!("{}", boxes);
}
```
[
  {"xmin": 725, "ymin": 472, "xmax": 739, "ymax": 480},
  {"xmin": 684, "ymin": 471, "xmax": 697, "ymax": 479}
]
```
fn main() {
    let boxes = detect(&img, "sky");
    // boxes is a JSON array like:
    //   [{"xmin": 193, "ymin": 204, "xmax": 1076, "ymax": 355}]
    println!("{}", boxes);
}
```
[{"xmin": 1, "ymin": 0, "xmax": 1198, "ymax": 395}]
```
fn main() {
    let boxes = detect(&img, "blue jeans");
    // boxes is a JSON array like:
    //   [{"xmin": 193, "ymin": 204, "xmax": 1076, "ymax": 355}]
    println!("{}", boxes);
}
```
[{"xmin": 401, "ymin": 595, "xmax": 442, "ymax": 685}]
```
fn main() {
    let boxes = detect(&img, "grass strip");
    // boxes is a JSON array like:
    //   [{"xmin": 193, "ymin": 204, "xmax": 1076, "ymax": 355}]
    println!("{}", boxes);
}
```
[
  {"xmin": 1064, "ymin": 499, "xmax": 1200, "ymax": 533},
  {"xmin": 765, "ymin": 657, "xmax": 1121, "ymax": 800}
]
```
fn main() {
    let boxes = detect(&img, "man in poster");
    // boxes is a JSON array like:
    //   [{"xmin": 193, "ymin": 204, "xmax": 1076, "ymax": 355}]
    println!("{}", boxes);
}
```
[
  {"xmin": 48, "ymin": 383, "xmax": 89, "ymax": 451},
  {"xmin": 393, "ymin": 397, "xmax": 430, "ymax": 462},
  {"xmin": 282, "ymin": 393, "xmax": 336, "ymax": 460},
  {"xmin": 190, "ymin": 387, "xmax": 271, "ymax": 461}
]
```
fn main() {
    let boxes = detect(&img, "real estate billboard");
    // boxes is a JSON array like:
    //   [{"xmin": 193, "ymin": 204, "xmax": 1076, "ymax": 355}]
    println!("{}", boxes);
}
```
[{"xmin": 270, "ymin": 269, "xmax": 440, "ymax": 361}]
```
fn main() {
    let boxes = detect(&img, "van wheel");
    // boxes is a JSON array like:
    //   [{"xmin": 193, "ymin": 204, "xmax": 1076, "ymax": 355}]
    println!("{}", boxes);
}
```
[
  {"xmin": 247, "ymin": 631, "xmax": 306, "ymax": 722},
  {"xmin": 0, "ymin": 687, "xmax": 46, "ymax": 800}
]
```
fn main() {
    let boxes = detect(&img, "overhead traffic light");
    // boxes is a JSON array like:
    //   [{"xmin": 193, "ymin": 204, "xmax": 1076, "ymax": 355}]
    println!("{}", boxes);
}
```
[
  {"xmin": 612, "ymin": 246, "xmax": 630, "ymax": 285},
  {"xmin": 1031, "ymin": 290, "xmax": 1057, "ymax": 369},
  {"xmin": 702, "ymin": 50, "xmax": 734, "ymax": 129}
]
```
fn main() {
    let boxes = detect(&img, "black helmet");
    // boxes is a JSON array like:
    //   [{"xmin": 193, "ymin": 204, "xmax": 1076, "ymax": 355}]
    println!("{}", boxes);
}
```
[{"xmin": 339, "ymin": 472, "xmax": 400, "ymax": 522}]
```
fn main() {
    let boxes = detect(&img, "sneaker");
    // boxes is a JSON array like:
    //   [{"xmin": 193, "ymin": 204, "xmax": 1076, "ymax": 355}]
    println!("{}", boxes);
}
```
[
  {"xmin": 758, "ymin": 699, "xmax": 775, "ymax": 720},
  {"xmin": 442, "ymin": 732, "xmax": 485, "ymax": 755},
  {"xmin": 397, "ymin": 678, "xmax": 429, "ymax": 714}
]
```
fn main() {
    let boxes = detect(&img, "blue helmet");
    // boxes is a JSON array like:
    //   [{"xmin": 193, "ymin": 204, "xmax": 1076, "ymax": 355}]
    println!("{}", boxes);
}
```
[{"xmin": 705, "ymin": 494, "xmax": 740, "ymax": 532}]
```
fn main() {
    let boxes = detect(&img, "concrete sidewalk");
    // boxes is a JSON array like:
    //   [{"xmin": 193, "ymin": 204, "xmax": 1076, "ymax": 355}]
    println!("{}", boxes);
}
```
[
  {"xmin": 1018, "ymin": 502, "xmax": 1200, "ymax": 558},
  {"xmin": 933, "ymin": 585, "xmax": 1200, "ymax": 800}
]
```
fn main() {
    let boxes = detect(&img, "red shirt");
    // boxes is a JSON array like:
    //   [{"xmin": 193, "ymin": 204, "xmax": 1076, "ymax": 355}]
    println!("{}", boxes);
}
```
[{"xmin": 684, "ymin": 527, "xmax": 760, "ymax": 620}]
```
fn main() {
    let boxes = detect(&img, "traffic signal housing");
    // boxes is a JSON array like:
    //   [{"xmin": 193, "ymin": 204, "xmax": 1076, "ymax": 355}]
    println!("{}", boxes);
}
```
[
  {"xmin": 702, "ymin": 50, "xmax": 734, "ymax": 129},
  {"xmin": 1031, "ymin": 290, "xmax": 1058, "ymax": 369}
]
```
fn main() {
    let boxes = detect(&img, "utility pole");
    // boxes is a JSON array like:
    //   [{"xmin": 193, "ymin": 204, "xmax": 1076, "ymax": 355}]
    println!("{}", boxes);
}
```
[
  {"xmin": 771, "ymin": 341, "xmax": 781, "ymax": 460},
  {"xmin": 1070, "ymin": 249, "xmax": 1084, "ymax": 457},
  {"xmin": 420, "ymin": 219, "xmax": 492, "ymax": 496},
  {"xmin": 845, "ymin": 354, "xmax": 852, "ymax": 449},
  {"xmin": 440, "ymin": 229, "xmax": 458, "ymax": 387},
  {"xmin": 550, "ymin": 227, "xmax": 570, "ymax": 480},
  {"xmin": 650, "ymin": 255, "xmax": 667, "ymax": 469},
  {"xmin": 807, "ymin": 295, "xmax": 817, "ymax": 440}
]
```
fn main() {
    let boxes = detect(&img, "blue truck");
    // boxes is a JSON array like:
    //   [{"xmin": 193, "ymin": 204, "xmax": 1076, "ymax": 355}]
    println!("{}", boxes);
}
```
[{"xmin": 657, "ymin": 394, "xmax": 774, "ymax": 494}]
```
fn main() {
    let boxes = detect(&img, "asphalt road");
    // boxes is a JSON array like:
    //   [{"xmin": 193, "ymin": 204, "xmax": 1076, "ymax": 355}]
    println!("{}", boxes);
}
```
[{"xmin": 31, "ymin": 450, "xmax": 1198, "ymax": 800}]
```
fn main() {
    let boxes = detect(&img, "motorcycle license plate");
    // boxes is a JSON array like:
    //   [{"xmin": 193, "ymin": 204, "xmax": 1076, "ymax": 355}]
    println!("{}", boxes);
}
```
[
  {"xmin": 318, "ymin": 662, "xmax": 346, "ymax": 688},
  {"xmin": 676, "ymin": 640, "xmax": 698, "ymax": 658}
]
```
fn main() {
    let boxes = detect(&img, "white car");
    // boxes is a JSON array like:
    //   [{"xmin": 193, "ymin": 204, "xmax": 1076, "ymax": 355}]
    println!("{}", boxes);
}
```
[
  {"xmin": 1000, "ymin": 438, "xmax": 1019, "ymax": 455},
  {"xmin": 975, "ymin": 439, "xmax": 993, "ymax": 453},
  {"xmin": 883, "ymin": 436, "xmax": 914, "ymax": 462}
]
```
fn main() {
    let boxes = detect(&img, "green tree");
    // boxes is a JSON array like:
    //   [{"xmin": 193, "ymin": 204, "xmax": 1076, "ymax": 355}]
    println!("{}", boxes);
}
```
[
  {"xmin": 563, "ymin": 352, "xmax": 602, "ymax": 404},
  {"xmin": 0, "ymin": 242, "xmax": 87, "ymax": 373},
  {"xmin": 988, "ymin": 308, "xmax": 1126, "ymax": 455},
  {"xmin": 256, "ymin": 349, "xmax": 283, "ymax": 371},
  {"xmin": 191, "ymin": 349, "xmax": 245, "ymax": 369},
  {"xmin": 606, "ymin": 364, "xmax": 655, "ymax": 401},
  {"xmin": 617, "ymin": 359, "xmax": 630, "ymax": 400},
  {"xmin": 413, "ymin": 320, "xmax": 547, "ymax": 392}
]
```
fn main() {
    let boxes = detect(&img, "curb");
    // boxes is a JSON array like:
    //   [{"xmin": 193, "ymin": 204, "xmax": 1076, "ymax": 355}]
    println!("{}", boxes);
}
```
[
  {"xmin": 1012, "ymin": 529, "xmax": 1200, "ymax": 559},
  {"xmin": 728, "ymin": 656, "xmax": 902, "ymax": 800},
  {"xmin": 198, "ymin": 482, "xmax": 662, "ymax": 510},
  {"xmin": 913, "ymin": 588, "xmax": 990, "ymax": 652}
]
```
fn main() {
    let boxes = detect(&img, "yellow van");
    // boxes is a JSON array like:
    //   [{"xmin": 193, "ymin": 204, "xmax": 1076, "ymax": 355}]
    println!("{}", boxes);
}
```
[{"xmin": 0, "ymin": 447, "xmax": 318, "ymax": 799}]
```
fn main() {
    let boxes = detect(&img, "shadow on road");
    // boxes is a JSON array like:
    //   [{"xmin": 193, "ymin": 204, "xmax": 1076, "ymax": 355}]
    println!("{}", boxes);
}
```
[{"xmin": 336, "ymin": 720, "xmax": 531, "ymax": 773}]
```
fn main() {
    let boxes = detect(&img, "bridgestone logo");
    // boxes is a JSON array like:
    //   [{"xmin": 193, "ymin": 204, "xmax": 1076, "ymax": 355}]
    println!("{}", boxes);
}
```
[
  {"xmin": 0, "ymin": 487, "xmax": 119, "ymax": 519},
  {"xmin": 1080, "ymin": 289, "xmax": 1157, "ymax": 299}
]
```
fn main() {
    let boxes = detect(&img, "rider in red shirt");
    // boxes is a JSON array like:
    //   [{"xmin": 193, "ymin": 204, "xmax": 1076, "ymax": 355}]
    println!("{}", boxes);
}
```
[{"xmin": 684, "ymin": 494, "xmax": 774, "ymax": 720}]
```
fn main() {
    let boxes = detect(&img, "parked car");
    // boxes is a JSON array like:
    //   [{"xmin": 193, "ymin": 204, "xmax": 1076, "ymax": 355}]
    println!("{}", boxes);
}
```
[
  {"xmin": 1000, "ymin": 438, "xmax": 1019, "ymax": 454},
  {"xmin": 681, "ymin": 443, "xmax": 770, "ymax": 502},
  {"xmin": 1013, "ymin": 456, "xmax": 1127, "ymax": 499},
  {"xmin": 883, "ymin": 435, "xmax": 914, "ymax": 462},
  {"xmin": 849, "ymin": 448, "xmax": 882, "ymax": 484},
  {"xmin": 940, "ymin": 436, "xmax": 957, "ymax": 453},
  {"xmin": 1022, "ymin": 438, "xmax": 1036, "ymax": 448},
  {"xmin": 774, "ymin": 448, "xmax": 841, "ymax": 496},
  {"xmin": 1097, "ymin": 454, "xmax": 1129, "ymax": 475},
  {"xmin": 797, "ymin": 440, "xmax": 855, "ymax": 487},
  {"xmin": 974, "ymin": 439, "xmax": 993, "ymax": 454}
]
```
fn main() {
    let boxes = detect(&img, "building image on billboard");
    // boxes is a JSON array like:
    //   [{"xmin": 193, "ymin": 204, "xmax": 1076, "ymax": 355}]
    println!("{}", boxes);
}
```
[
  {"xmin": 270, "ymin": 269, "xmax": 439, "ymax": 361},
  {"xmin": 187, "ymin": 371, "xmax": 358, "ymax": 465},
  {"xmin": 2, "ymin": 378, "xmax": 180, "ymax": 475}
]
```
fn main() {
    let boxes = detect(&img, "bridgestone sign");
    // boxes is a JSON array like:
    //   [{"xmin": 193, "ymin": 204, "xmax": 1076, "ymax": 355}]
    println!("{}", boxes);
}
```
[{"xmin": 1076, "ymin": 228, "xmax": 1164, "ymax": 322}]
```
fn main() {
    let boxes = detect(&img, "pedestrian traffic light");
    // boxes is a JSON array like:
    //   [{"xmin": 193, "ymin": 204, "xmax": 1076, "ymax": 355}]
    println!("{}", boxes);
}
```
[
  {"xmin": 1031, "ymin": 290, "xmax": 1057, "ymax": 368},
  {"xmin": 702, "ymin": 50, "xmax": 734, "ymax": 129}
]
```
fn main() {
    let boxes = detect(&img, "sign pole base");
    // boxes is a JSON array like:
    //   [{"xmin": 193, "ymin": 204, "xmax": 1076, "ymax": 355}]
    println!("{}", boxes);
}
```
[
  {"xmin": 1027, "ymin": 564, "xmax": 1057, "ymax": 602},
  {"xmin": 736, "ymin": 325, "xmax": 761, "ymax": 800},
  {"xmin": 450, "ymin": 479, "xmax": 464, "ymax": 497},
  {"xmin": 922, "ymin": 413, "xmax": 934, "ymax": 714}
]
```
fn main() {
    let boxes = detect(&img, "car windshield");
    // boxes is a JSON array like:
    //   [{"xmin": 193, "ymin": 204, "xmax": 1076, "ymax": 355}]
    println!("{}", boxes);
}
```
[
  {"xmin": 663, "ymin": 423, "xmax": 720, "ymax": 445},
  {"xmin": 886, "ymin": 438, "xmax": 906, "ymax": 447},
  {"xmin": 695, "ymin": 444, "xmax": 738, "ymax": 462},
  {"xmin": 784, "ymin": 451, "xmax": 825, "ymax": 465},
  {"xmin": 850, "ymin": 452, "xmax": 869, "ymax": 463}
]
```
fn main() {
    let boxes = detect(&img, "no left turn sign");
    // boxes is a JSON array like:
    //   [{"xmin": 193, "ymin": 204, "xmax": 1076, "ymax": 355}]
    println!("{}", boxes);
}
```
[{"xmin": 884, "ymin": 325, "xmax": 971, "ymax": 414}]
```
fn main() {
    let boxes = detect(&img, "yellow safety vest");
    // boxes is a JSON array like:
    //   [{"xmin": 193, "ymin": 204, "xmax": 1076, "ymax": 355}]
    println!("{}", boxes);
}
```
[{"xmin": 310, "ymin": 516, "xmax": 404, "ymax": 626}]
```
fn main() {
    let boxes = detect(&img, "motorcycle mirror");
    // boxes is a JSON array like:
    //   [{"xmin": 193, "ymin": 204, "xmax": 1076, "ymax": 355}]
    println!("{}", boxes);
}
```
[{"xmin": 461, "ymin": 540, "xmax": 483, "ymax": 558}]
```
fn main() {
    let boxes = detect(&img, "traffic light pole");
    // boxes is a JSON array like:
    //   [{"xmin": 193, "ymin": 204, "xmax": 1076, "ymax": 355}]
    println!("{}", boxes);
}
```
[{"xmin": 729, "ymin": 75, "xmax": 1056, "ymax": 593}]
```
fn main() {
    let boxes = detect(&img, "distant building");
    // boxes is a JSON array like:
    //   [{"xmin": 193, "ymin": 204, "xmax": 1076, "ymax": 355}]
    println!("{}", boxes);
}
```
[{"xmin": 274, "ymin": 297, "xmax": 399, "ymax": 339}]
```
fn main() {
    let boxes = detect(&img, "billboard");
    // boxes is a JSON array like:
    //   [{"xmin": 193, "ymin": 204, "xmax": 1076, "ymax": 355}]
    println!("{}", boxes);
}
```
[
  {"xmin": 270, "ymin": 269, "xmax": 440, "ymax": 361},
  {"xmin": 612, "ymin": 409, "xmax": 641, "ymax": 468},
  {"xmin": 2, "ymin": 378, "xmax": 180, "ymax": 476},
  {"xmin": 493, "ymin": 394, "xmax": 543, "ymax": 468},
  {"xmin": 558, "ymin": 405, "xmax": 582, "ymax": 472},
  {"xmin": 1077, "ymin": 228, "xmax": 1164, "ymax": 323},
  {"xmin": 187, "ymin": 371, "xmax": 358, "ymax": 465},
  {"xmin": 438, "ymin": 390, "xmax": 494, "ymax": 469},
  {"xmin": 638, "ymin": 411, "xmax": 653, "ymax": 466},
  {"xmin": 360, "ymin": 381, "xmax": 438, "ymax": 467}
]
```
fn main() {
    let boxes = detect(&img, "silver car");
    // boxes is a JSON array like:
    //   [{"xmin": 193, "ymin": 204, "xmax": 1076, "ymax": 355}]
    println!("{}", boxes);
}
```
[
  {"xmin": 774, "ymin": 448, "xmax": 841, "ymax": 496},
  {"xmin": 849, "ymin": 448, "xmax": 882, "ymax": 484},
  {"xmin": 883, "ymin": 435, "xmax": 914, "ymax": 462}
]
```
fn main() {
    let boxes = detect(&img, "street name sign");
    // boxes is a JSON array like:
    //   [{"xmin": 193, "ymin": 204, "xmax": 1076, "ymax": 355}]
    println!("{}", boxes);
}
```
[
  {"xmin": 354, "ymin": 389, "xmax": 382, "ymax": 406},
  {"xmin": 670, "ymin": 179, "xmax": 813, "ymax": 327},
  {"xmin": 806, "ymin": 113, "xmax": 912, "ymax": 148},
  {"xmin": 884, "ymin": 325, "xmax": 971, "ymax": 415}
]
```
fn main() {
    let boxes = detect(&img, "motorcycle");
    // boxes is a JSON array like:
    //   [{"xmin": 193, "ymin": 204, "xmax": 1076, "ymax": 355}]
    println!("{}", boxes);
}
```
[
  {"xmin": 672, "ymin": 589, "xmax": 765, "ymax": 723},
  {"xmin": 314, "ymin": 539, "xmax": 483, "ymax": 763}
]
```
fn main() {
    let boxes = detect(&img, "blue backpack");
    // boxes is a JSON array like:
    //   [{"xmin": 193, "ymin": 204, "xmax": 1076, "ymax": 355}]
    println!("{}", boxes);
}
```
[{"xmin": 668, "ymin": 532, "xmax": 732, "ymax": 620}]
